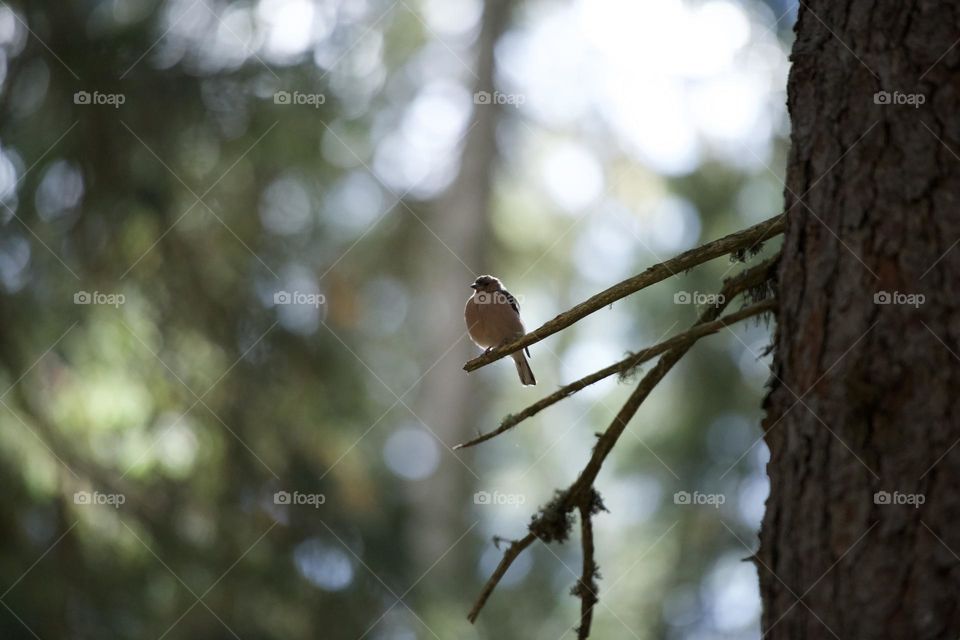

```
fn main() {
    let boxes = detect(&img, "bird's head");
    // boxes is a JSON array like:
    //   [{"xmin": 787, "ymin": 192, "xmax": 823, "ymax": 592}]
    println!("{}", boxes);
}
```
[{"xmin": 470, "ymin": 275, "xmax": 503, "ymax": 293}]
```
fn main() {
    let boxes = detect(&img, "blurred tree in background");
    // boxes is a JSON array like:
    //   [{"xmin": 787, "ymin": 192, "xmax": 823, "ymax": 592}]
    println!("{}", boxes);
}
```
[{"xmin": 0, "ymin": 0, "xmax": 794, "ymax": 637}]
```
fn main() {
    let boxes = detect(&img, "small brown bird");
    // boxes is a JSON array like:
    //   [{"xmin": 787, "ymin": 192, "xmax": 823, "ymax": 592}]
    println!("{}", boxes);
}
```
[{"xmin": 464, "ymin": 275, "xmax": 536, "ymax": 386}]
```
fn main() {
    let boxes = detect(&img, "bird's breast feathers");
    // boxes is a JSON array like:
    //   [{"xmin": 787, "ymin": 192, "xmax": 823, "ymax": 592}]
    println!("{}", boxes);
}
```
[{"xmin": 465, "ymin": 292, "xmax": 524, "ymax": 348}]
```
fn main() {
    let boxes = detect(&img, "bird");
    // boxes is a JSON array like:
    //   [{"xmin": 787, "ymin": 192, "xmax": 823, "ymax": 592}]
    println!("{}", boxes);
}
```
[{"xmin": 464, "ymin": 275, "xmax": 536, "ymax": 386}]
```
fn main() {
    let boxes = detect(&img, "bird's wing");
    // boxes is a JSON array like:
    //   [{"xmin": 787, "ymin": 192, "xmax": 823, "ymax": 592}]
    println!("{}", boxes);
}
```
[
  {"xmin": 502, "ymin": 289, "xmax": 531, "ymax": 356},
  {"xmin": 503, "ymin": 290, "xmax": 521, "ymax": 315}
]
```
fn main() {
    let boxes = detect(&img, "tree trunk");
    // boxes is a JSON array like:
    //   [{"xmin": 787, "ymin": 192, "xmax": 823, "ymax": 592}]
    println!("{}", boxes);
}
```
[
  {"xmin": 406, "ymin": 0, "xmax": 512, "ymax": 580},
  {"xmin": 760, "ymin": 2, "xmax": 960, "ymax": 638}
]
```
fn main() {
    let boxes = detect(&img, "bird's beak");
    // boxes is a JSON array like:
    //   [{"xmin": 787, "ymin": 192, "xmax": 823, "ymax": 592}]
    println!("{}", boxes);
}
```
[{"xmin": 470, "ymin": 283, "xmax": 479, "ymax": 290}]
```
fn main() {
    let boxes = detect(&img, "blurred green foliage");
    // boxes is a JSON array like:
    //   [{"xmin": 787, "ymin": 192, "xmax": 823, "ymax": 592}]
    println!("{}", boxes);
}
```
[{"xmin": 0, "ymin": 0, "xmax": 793, "ymax": 638}]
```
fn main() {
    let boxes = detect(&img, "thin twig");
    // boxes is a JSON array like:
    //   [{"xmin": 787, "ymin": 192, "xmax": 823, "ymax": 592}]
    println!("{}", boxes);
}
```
[
  {"xmin": 453, "ymin": 298, "xmax": 775, "ymax": 450},
  {"xmin": 466, "ymin": 533, "xmax": 536, "ymax": 623},
  {"xmin": 575, "ymin": 500, "xmax": 599, "ymax": 639},
  {"xmin": 463, "ymin": 214, "xmax": 784, "ymax": 372}
]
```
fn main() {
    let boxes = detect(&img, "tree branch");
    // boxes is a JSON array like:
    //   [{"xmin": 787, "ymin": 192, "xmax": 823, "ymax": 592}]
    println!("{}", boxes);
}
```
[
  {"xmin": 463, "ymin": 214, "xmax": 784, "ymax": 372},
  {"xmin": 574, "ymin": 492, "xmax": 603, "ymax": 639},
  {"xmin": 564, "ymin": 255, "xmax": 777, "ymax": 504},
  {"xmin": 455, "ymin": 255, "xmax": 779, "ymax": 450},
  {"xmin": 454, "ymin": 298, "xmax": 775, "ymax": 450},
  {"xmin": 465, "ymin": 253, "xmax": 779, "ymax": 627},
  {"xmin": 466, "ymin": 533, "xmax": 536, "ymax": 623}
]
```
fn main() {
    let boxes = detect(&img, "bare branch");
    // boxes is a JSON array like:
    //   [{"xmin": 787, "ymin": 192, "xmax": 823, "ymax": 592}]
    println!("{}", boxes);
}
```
[
  {"xmin": 565, "ymin": 255, "xmax": 777, "ymax": 504},
  {"xmin": 574, "ymin": 491, "xmax": 604, "ymax": 639},
  {"xmin": 466, "ymin": 532, "xmax": 536, "ymax": 623},
  {"xmin": 463, "ymin": 214, "xmax": 784, "ymax": 372},
  {"xmin": 471, "ymin": 357, "xmax": 680, "ymax": 622},
  {"xmin": 453, "ymin": 298, "xmax": 775, "ymax": 450},
  {"xmin": 455, "ymin": 254, "xmax": 779, "ymax": 450},
  {"xmin": 465, "ymin": 254, "xmax": 779, "ymax": 628}
]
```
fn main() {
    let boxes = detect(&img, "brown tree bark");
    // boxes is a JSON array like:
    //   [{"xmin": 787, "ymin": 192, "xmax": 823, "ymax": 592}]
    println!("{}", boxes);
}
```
[{"xmin": 760, "ymin": 2, "xmax": 960, "ymax": 638}]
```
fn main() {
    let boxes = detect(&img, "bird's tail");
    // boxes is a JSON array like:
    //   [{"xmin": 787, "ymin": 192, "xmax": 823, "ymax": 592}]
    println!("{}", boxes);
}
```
[{"xmin": 512, "ymin": 352, "xmax": 537, "ymax": 386}]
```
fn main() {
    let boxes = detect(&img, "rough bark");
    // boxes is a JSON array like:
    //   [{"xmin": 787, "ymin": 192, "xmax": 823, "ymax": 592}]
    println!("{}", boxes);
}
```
[{"xmin": 760, "ymin": 2, "xmax": 960, "ymax": 639}]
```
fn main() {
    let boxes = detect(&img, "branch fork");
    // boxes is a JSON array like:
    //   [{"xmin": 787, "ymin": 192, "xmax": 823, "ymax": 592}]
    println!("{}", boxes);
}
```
[{"xmin": 462, "ymin": 216, "xmax": 784, "ymax": 636}]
